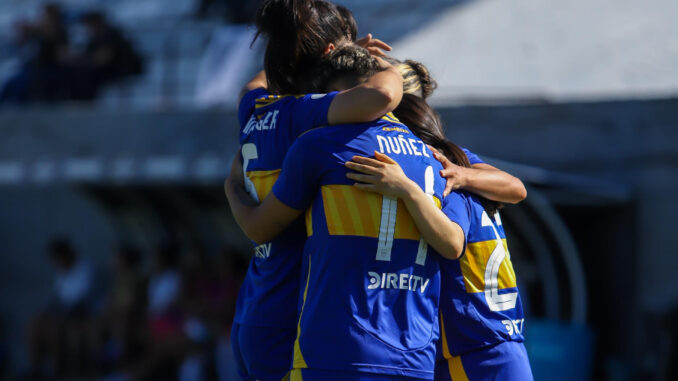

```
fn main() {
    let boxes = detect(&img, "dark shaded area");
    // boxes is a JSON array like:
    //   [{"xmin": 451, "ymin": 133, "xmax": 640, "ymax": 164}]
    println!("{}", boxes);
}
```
[{"xmin": 556, "ymin": 203, "xmax": 638, "ymax": 378}]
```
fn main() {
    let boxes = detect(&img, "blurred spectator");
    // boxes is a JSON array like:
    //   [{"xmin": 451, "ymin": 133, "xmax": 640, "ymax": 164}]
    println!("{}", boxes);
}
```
[
  {"xmin": 0, "ymin": 6, "xmax": 144, "ymax": 104},
  {"xmin": 214, "ymin": 247, "xmax": 247, "ymax": 381},
  {"xmin": 148, "ymin": 244, "xmax": 181, "ymax": 319},
  {"xmin": 178, "ymin": 246, "xmax": 217, "ymax": 381},
  {"xmin": 28, "ymin": 238, "xmax": 94, "ymax": 379},
  {"xmin": 109, "ymin": 245, "xmax": 146, "ymax": 317},
  {"xmin": 176, "ymin": 246, "xmax": 245, "ymax": 381},
  {"xmin": 90, "ymin": 245, "xmax": 147, "ymax": 378},
  {"xmin": 0, "ymin": 3, "xmax": 70, "ymax": 103},
  {"xmin": 135, "ymin": 243, "xmax": 184, "ymax": 380},
  {"xmin": 50, "ymin": 240, "xmax": 94, "ymax": 313},
  {"xmin": 71, "ymin": 11, "xmax": 144, "ymax": 100},
  {"xmin": 23, "ymin": 239, "xmax": 250, "ymax": 380}
]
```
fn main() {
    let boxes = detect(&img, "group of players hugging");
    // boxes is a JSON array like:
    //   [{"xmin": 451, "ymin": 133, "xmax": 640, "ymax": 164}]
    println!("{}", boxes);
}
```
[{"xmin": 224, "ymin": 1, "xmax": 533, "ymax": 380}]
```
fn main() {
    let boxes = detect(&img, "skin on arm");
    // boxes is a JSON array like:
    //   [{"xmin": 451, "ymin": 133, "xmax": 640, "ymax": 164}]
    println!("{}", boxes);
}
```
[
  {"xmin": 238, "ymin": 36, "xmax": 400, "ymax": 126},
  {"xmin": 224, "ymin": 153, "xmax": 303, "ymax": 245},
  {"xmin": 327, "ymin": 55, "xmax": 403, "ymax": 125},
  {"xmin": 238, "ymin": 70, "xmax": 267, "ymax": 106},
  {"xmin": 430, "ymin": 147, "xmax": 527, "ymax": 203},
  {"xmin": 345, "ymin": 152, "xmax": 466, "ymax": 260}
]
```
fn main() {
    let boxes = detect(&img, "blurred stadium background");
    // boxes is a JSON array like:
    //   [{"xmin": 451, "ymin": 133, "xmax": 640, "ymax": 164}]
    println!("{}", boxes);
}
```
[{"xmin": 0, "ymin": 0, "xmax": 676, "ymax": 380}]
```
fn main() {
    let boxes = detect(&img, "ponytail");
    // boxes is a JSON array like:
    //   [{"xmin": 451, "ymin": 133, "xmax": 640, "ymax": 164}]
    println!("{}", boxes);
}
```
[
  {"xmin": 394, "ymin": 94, "xmax": 469, "ymax": 168},
  {"xmin": 394, "ymin": 94, "xmax": 501, "ymax": 214},
  {"xmin": 403, "ymin": 60, "xmax": 437, "ymax": 99}
]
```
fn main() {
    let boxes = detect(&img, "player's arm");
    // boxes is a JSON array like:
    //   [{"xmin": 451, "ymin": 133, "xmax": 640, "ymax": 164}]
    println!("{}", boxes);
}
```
[
  {"xmin": 346, "ymin": 152, "xmax": 466, "ymax": 259},
  {"xmin": 431, "ymin": 148, "xmax": 527, "ymax": 203},
  {"xmin": 327, "ymin": 56, "xmax": 403, "ymax": 125},
  {"xmin": 238, "ymin": 70, "xmax": 267, "ymax": 105},
  {"xmin": 224, "ymin": 153, "xmax": 303, "ymax": 244}
]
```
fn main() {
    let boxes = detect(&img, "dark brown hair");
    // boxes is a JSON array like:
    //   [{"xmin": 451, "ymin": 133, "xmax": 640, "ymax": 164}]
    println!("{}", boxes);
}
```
[
  {"xmin": 394, "ymin": 94, "xmax": 470, "ymax": 168},
  {"xmin": 307, "ymin": 44, "xmax": 383, "ymax": 92},
  {"xmin": 336, "ymin": 4, "xmax": 358, "ymax": 41},
  {"xmin": 254, "ymin": 0, "xmax": 353, "ymax": 94},
  {"xmin": 394, "ymin": 94, "xmax": 501, "ymax": 214}
]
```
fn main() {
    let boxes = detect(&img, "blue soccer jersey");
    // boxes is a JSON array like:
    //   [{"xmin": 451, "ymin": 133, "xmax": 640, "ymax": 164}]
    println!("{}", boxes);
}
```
[
  {"xmin": 234, "ymin": 88, "xmax": 338, "ymax": 329},
  {"xmin": 438, "ymin": 191, "xmax": 526, "ymax": 357},
  {"xmin": 462, "ymin": 148, "xmax": 483, "ymax": 166},
  {"xmin": 273, "ymin": 116, "xmax": 447, "ymax": 380}
]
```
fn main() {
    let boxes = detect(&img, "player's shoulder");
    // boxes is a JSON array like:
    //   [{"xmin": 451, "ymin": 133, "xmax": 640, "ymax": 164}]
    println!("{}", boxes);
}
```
[
  {"xmin": 292, "ymin": 126, "xmax": 333, "ymax": 150},
  {"xmin": 299, "ymin": 122, "xmax": 363, "ymax": 139},
  {"xmin": 445, "ymin": 189, "xmax": 471, "ymax": 205},
  {"xmin": 253, "ymin": 93, "xmax": 302, "ymax": 112}
]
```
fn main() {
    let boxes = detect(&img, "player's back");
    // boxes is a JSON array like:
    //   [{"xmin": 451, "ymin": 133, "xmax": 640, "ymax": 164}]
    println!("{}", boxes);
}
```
[
  {"xmin": 234, "ymin": 88, "xmax": 338, "ymax": 328},
  {"xmin": 438, "ymin": 191, "xmax": 526, "ymax": 358},
  {"xmin": 273, "ymin": 115, "xmax": 446, "ymax": 379}
]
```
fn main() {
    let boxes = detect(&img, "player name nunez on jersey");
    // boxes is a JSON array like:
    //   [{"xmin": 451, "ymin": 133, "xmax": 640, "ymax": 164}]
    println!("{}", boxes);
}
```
[
  {"xmin": 376, "ymin": 134, "xmax": 430, "ymax": 157},
  {"xmin": 243, "ymin": 110, "xmax": 279, "ymax": 135},
  {"xmin": 367, "ymin": 271, "xmax": 431, "ymax": 293}
]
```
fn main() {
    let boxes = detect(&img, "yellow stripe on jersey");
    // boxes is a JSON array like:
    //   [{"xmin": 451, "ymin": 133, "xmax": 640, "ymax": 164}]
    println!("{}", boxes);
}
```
[
  {"xmin": 440, "ymin": 311, "xmax": 453, "ymax": 360},
  {"xmin": 255, "ymin": 94, "xmax": 304, "ymax": 109},
  {"xmin": 246, "ymin": 170, "xmax": 281, "ymax": 201},
  {"xmin": 339, "ymin": 185, "xmax": 366, "ymax": 234},
  {"xmin": 447, "ymin": 355, "xmax": 470, "ymax": 381},
  {"xmin": 320, "ymin": 185, "xmax": 441, "ymax": 240},
  {"xmin": 433, "ymin": 196, "xmax": 442, "ymax": 210},
  {"xmin": 460, "ymin": 239, "xmax": 517, "ymax": 294},
  {"xmin": 293, "ymin": 258, "xmax": 311, "ymax": 370},
  {"xmin": 290, "ymin": 370, "xmax": 302, "ymax": 381},
  {"xmin": 381, "ymin": 112, "xmax": 401, "ymax": 123},
  {"xmin": 305, "ymin": 206, "xmax": 313, "ymax": 237},
  {"xmin": 439, "ymin": 313, "xmax": 469, "ymax": 381},
  {"xmin": 440, "ymin": 316, "xmax": 470, "ymax": 379}
]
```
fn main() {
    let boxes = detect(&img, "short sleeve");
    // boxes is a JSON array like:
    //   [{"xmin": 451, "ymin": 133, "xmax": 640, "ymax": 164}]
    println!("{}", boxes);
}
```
[
  {"xmin": 272, "ymin": 133, "xmax": 323, "ymax": 210},
  {"xmin": 462, "ymin": 147, "xmax": 485, "ymax": 165},
  {"xmin": 441, "ymin": 191, "xmax": 471, "ymax": 238},
  {"xmin": 290, "ymin": 91, "xmax": 340, "ymax": 137},
  {"xmin": 238, "ymin": 88, "xmax": 268, "ymax": 128}
]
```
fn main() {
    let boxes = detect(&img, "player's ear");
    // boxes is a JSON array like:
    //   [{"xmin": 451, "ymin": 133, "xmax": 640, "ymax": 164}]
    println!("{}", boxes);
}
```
[{"xmin": 323, "ymin": 43, "xmax": 336, "ymax": 55}]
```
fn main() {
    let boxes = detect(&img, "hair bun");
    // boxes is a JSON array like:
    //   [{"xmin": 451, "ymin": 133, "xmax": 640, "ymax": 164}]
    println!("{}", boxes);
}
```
[{"xmin": 404, "ymin": 60, "xmax": 437, "ymax": 99}]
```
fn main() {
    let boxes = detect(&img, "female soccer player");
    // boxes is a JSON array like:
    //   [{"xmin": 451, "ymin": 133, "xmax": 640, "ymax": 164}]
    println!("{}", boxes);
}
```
[
  {"xmin": 344, "ymin": 94, "xmax": 533, "ymax": 381},
  {"xmin": 228, "ymin": 45, "xmax": 450, "ymax": 380},
  {"xmin": 232, "ymin": 1, "xmax": 400, "ymax": 380}
]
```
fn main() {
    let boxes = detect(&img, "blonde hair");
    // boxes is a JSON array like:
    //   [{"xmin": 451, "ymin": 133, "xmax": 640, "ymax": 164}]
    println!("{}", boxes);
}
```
[{"xmin": 390, "ymin": 59, "xmax": 437, "ymax": 99}]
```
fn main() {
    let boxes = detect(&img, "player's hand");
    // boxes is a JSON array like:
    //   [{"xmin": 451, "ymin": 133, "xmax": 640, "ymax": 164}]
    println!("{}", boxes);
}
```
[
  {"xmin": 356, "ymin": 33, "xmax": 392, "ymax": 57},
  {"xmin": 429, "ymin": 145, "xmax": 468, "ymax": 197},
  {"xmin": 345, "ymin": 151, "xmax": 418, "ymax": 199}
]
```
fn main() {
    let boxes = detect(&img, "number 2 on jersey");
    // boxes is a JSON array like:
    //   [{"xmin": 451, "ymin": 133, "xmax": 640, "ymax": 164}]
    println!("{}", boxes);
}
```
[{"xmin": 482, "ymin": 211, "xmax": 518, "ymax": 312}]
